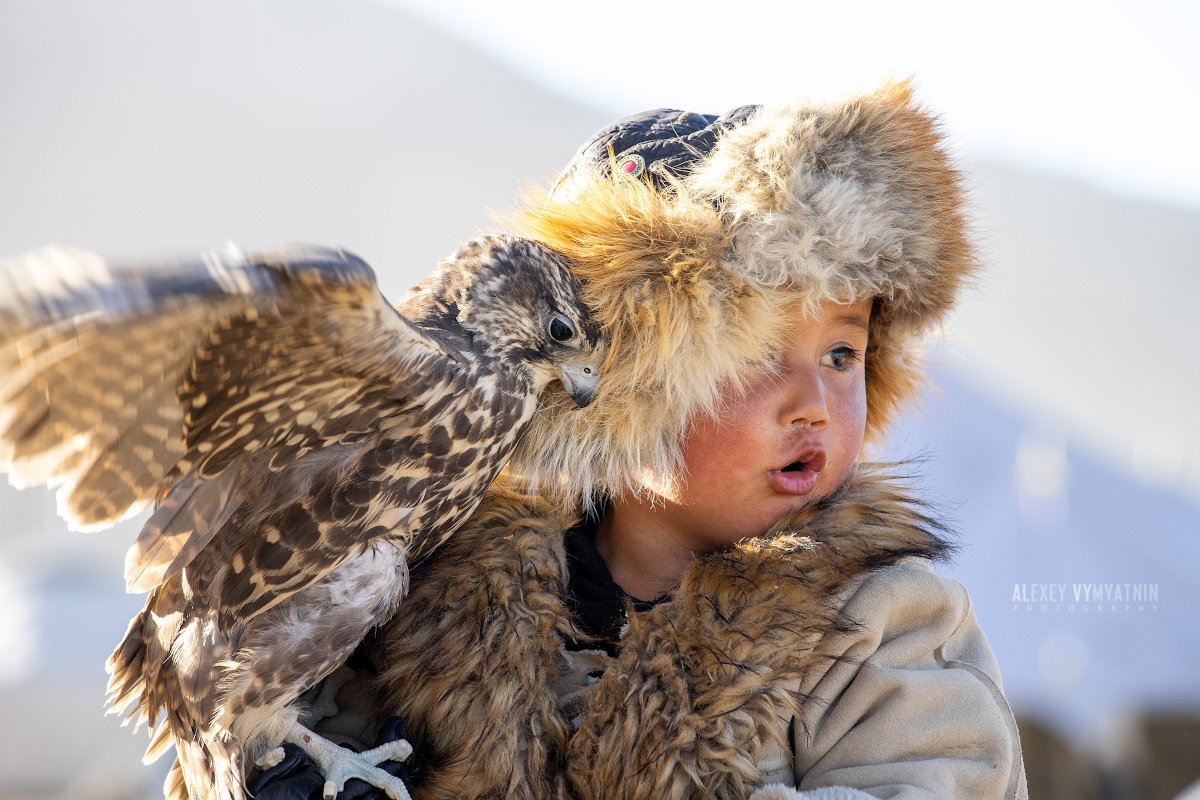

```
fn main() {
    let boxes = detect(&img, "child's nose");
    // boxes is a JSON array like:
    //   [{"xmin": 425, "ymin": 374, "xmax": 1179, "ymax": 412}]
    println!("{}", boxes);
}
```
[{"xmin": 779, "ymin": 367, "xmax": 829, "ymax": 430}]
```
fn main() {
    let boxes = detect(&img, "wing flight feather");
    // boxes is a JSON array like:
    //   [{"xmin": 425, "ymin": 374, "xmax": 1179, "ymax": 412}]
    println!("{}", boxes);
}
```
[{"xmin": 0, "ymin": 243, "xmax": 454, "ymax": 595}]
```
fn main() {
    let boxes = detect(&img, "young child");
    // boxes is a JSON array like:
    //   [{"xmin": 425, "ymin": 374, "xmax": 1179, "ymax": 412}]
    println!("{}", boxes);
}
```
[{"xmin": 256, "ymin": 82, "xmax": 1027, "ymax": 800}]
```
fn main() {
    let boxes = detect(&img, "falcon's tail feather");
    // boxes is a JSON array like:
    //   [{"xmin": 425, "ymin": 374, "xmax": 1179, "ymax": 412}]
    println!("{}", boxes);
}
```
[
  {"xmin": 144, "ymin": 722, "xmax": 176, "ymax": 765},
  {"xmin": 172, "ymin": 728, "xmax": 247, "ymax": 800},
  {"xmin": 106, "ymin": 607, "xmax": 152, "ymax": 730},
  {"xmin": 107, "ymin": 583, "xmax": 193, "ymax": 773},
  {"xmin": 107, "ymin": 589, "xmax": 251, "ymax": 800},
  {"xmin": 164, "ymin": 758, "xmax": 190, "ymax": 800}
]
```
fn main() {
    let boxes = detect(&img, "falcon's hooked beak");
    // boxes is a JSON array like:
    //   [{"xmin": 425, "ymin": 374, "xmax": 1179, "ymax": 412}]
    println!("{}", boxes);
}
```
[{"xmin": 558, "ymin": 363, "xmax": 599, "ymax": 409}]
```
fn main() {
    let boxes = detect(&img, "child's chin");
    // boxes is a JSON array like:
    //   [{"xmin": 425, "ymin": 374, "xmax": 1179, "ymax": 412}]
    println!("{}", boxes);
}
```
[{"xmin": 760, "ymin": 493, "xmax": 827, "ymax": 533}]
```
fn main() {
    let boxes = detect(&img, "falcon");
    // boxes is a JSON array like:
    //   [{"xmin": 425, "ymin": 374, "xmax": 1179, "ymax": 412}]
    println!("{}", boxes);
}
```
[{"xmin": 0, "ymin": 235, "xmax": 602, "ymax": 800}]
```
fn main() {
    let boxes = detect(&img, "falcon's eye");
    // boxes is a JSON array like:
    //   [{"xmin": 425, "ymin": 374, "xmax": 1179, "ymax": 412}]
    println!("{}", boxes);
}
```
[{"xmin": 548, "ymin": 314, "xmax": 575, "ymax": 343}]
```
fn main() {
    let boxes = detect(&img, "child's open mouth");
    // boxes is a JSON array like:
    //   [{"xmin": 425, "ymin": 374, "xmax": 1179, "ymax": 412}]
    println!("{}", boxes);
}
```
[{"xmin": 768, "ymin": 448, "xmax": 827, "ymax": 496}]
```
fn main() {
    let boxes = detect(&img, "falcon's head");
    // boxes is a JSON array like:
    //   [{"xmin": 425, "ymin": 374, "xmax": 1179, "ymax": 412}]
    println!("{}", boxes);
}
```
[{"xmin": 430, "ymin": 235, "xmax": 603, "ymax": 408}]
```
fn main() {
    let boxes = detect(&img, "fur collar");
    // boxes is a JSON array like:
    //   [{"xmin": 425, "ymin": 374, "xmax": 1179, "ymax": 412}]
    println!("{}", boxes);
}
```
[{"xmin": 369, "ymin": 465, "xmax": 951, "ymax": 799}]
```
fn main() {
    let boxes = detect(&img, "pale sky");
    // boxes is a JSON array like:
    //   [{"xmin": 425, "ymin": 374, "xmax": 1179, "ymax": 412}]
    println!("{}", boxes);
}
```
[{"xmin": 386, "ymin": 0, "xmax": 1200, "ymax": 210}]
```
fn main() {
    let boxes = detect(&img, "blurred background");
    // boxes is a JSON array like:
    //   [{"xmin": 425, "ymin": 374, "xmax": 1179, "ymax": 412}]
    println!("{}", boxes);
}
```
[{"xmin": 0, "ymin": 0, "xmax": 1196, "ymax": 797}]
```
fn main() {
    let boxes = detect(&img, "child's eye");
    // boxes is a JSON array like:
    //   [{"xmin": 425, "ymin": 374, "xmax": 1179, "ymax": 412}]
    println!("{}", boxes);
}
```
[{"xmin": 821, "ymin": 346, "xmax": 862, "ymax": 372}]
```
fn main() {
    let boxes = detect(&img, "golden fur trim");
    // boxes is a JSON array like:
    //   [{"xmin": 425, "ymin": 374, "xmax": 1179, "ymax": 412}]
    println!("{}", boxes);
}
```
[
  {"xmin": 371, "ymin": 466, "xmax": 950, "ymax": 799},
  {"xmin": 511, "ymin": 176, "xmax": 787, "ymax": 503},
  {"xmin": 510, "ymin": 82, "xmax": 975, "ymax": 503}
]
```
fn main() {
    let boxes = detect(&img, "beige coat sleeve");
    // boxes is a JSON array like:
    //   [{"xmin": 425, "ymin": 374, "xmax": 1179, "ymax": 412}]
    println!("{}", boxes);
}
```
[{"xmin": 767, "ymin": 558, "xmax": 1028, "ymax": 800}]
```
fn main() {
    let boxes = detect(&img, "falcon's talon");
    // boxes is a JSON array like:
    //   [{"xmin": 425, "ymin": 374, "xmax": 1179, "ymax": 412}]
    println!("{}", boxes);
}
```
[
  {"xmin": 284, "ymin": 722, "xmax": 412, "ymax": 800},
  {"xmin": 255, "ymin": 745, "xmax": 286, "ymax": 770}
]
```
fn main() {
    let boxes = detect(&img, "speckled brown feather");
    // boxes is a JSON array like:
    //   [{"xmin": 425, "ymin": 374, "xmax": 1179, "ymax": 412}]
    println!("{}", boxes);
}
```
[
  {"xmin": 370, "ymin": 465, "xmax": 950, "ymax": 800},
  {"xmin": 1, "ymin": 235, "xmax": 600, "ymax": 800}
]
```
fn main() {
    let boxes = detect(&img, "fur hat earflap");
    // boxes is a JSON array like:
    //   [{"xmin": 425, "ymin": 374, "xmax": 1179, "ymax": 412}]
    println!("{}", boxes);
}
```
[{"xmin": 509, "ymin": 81, "xmax": 975, "ymax": 504}]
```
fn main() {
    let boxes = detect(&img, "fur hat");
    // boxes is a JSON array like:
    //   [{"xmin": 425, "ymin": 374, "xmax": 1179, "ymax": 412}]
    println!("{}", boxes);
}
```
[{"xmin": 510, "ymin": 81, "xmax": 974, "ymax": 503}]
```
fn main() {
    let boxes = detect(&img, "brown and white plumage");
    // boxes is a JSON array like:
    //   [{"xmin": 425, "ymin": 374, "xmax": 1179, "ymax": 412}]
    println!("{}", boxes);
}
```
[{"xmin": 0, "ymin": 235, "xmax": 601, "ymax": 800}]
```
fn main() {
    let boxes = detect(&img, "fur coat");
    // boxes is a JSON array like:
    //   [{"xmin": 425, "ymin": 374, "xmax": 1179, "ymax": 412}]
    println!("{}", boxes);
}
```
[{"xmin": 325, "ymin": 465, "xmax": 1028, "ymax": 800}]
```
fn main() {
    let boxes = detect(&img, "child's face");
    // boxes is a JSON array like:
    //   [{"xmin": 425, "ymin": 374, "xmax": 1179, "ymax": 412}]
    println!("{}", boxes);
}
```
[{"xmin": 664, "ymin": 298, "xmax": 871, "ymax": 551}]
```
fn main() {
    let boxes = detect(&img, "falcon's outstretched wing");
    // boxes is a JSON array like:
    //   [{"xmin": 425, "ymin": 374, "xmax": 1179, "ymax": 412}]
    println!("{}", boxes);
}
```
[{"xmin": 0, "ymin": 244, "xmax": 455, "ymax": 593}]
